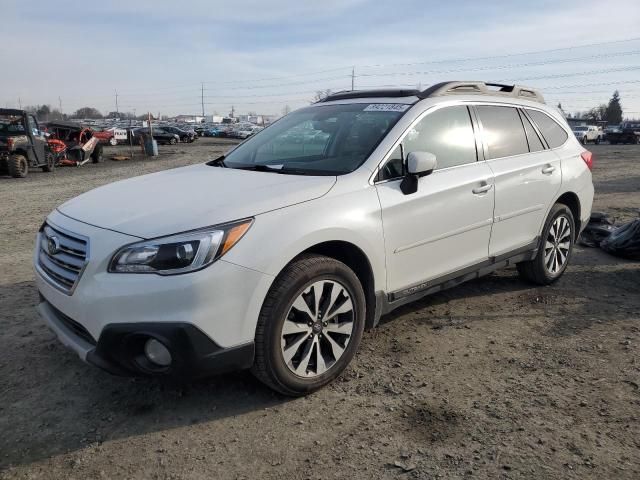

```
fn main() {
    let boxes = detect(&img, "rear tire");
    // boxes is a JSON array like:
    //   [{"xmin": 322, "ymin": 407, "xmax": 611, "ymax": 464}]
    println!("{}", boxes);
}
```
[
  {"xmin": 8, "ymin": 154, "xmax": 28, "ymax": 178},
  {"xmin": 517, "ymin": 203, "xmax": 575, "ymax": 285},
  {"xmin": 251, "ymin": 254, "xmax": 366, "ymax": 396},
  {"xmin": 109, "ymin": 137, "xmax": 118, "ymax": 146}
]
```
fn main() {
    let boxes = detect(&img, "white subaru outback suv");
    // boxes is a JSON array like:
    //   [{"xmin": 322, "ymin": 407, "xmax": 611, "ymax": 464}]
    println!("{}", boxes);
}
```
[{"xmin": 35, "ymin": 81, "xmax": 594, "ymax": 396}]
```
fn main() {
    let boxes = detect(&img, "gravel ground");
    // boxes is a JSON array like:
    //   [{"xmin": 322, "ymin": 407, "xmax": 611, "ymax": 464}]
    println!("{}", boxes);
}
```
[{"xmin": 0, "ymin": 140, "xmax": 638, "ymax": 479}]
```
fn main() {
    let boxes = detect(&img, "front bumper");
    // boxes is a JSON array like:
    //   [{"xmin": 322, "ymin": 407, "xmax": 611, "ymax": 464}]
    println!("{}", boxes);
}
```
[
  {"xmin": 34, "ymin": 209, "xmax": 274, "ymax": 377},
  {"xmin": 38, "ymin": 296, "xmax": 254, "ymax": 377}
]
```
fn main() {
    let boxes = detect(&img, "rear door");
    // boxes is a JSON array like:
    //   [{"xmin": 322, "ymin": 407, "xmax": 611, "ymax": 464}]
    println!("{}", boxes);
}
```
[
  {"xmin": 475, "ymin": 105, "xmax": 561, "ymax": 256},
  {"xmin": 375, "ymin": 104, "xmax": 495, "ymax": 294}
]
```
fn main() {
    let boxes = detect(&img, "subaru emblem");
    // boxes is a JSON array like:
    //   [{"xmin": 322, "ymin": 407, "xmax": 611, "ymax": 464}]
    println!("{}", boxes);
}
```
[{"xmin": 47, "ymin": 236, "xmax": 60, "ymax": 256}]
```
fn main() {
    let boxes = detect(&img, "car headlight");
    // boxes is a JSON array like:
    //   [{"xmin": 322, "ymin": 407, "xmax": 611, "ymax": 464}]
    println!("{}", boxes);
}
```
[{"xmin": 109, "ymin": 219, "xmax": 252, "ymax": 274}]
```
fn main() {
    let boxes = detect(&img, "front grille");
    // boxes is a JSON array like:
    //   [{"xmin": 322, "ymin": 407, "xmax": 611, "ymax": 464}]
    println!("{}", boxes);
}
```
[
  {"xmin": 37, "ymin": 221, "xmax": 89, "ymax": 294},
  {"xmin": 48, "ymin": 301, "xmax": 96, "ymax": 345}
]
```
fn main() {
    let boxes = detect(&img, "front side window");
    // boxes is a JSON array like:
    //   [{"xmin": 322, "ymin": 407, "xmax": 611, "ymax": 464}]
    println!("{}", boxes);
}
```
[
  {"xmin": 28, "ymin": 116, "xmax": 39, "ymax": 136},
  {"xmin": 403, "ymin": 105, "xmax": 477, "ymax": 169},
  {"xmin": 526, "ymin": 109, "xmax": 568, "ymax": 148},
  {"xmin": 477, "ymin": 105, "xmax": 529, "ymax": 159},
  {"xmin": 220, "ymin": 103, "xmax": 407, "ymax": 175}
]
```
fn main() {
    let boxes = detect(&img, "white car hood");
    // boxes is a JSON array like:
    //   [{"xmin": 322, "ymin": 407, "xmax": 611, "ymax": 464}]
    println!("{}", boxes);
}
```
[{"xmin": 57, "ymin": 163, "xmax": 336, "ymax": 238}]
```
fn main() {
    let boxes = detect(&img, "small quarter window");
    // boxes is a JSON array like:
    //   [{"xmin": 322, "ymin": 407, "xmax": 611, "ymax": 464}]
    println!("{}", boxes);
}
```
[
  {"xmin": 519, "ymin": 110, "xmax": 545, "ymax": 152},
  {"xmin": 377, "ymin": 144, "xmax": 404, "ymax": 181},
  {"xmin": 526, "ymin": 109, "xmax": 568, "ymax": 148},
  {"xmin": 476, "ymin": 106, "xmax": 529, "ymax": 159}
]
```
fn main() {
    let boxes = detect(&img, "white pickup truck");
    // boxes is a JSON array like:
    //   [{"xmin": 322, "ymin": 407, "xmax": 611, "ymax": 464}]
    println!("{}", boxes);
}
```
[{"xmin": 572, "ymin": 125, "xmax": 602, "ymax": 145}]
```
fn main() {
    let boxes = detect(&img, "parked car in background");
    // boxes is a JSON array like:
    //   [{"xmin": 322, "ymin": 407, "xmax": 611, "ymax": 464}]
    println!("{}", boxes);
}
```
[
  {"xmin": 162, "ymin": 126, "xmax": 195, "ymax": 143},
  {"xmin": 91, "ymin": 127, "xmax": 117, "ymax": 146},
  {"xmin": 132, "ymin": 127, "xmax": 180, "ymax": 145},
  {"xmin": 34, "ymin": 81, "xmax": 594, "ymax": 396},
  {"xmin": 606, "ymin": 122, "xmax": 640, "ymax": 144},
  {"xmin": 194, "ymin": 126, "xmax": 208, "ymax": 137},
  {"xmin": 106, "ymin": 127, "xmax": 129, "ymax": 145},
  {"xmin": 571, "ymin": 125, "xmax": 601, "ymax": 145},
  {"xmin": 235, "ymin": 125, "xmax": 263, "ymax": 139},
  {"xmin": 180, "ymin": 125, "xmax": 198, "ymax": 138},
  {"xmin": 205, "ymin": 125, "xmax": 233, "ymax": 137}
]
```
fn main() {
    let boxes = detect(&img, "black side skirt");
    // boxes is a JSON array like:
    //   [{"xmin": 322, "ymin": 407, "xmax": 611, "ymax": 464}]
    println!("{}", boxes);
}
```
[{"xmin": 373, "ymin": 238, "xmax": 539, "ymax": 324}]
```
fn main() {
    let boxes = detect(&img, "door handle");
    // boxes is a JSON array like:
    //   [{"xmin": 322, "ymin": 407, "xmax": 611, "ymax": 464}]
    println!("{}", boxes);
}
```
[
  {"xmin": 542, "ymin": 165, "xmax": 556, "ymax": 174},
  {"xmin": 472, "ymin": 183, "xmax": 493, "ymax": 194}
]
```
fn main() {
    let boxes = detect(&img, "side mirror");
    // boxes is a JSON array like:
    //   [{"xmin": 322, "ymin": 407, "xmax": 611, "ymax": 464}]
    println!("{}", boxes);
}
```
[
  {"xmin": 401, "ymin": 151, "xmax": 437, "ymax": 195},
  {"xmin": 407, "ymin": 151, "xmax": 437, "ymax": 176}
]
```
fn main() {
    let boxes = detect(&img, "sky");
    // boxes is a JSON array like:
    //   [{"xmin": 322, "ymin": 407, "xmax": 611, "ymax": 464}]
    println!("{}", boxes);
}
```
[{"xmin": 2, "ymin": 0, "xmax": 640, "ymax": 118}]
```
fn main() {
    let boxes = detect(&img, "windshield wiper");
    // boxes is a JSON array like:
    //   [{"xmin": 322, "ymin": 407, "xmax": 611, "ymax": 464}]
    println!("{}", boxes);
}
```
[
  {"xmin": 207, "ymin": 155, "xmax": 227, "ymax": 167},
  {"xmin": 235, "ymin": 164, "xmax": 313, "ymax": 175}
]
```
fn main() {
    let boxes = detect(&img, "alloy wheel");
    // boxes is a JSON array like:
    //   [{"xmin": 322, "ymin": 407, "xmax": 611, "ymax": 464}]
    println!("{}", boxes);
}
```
[
  {"xmin": 280, "ymin": 280, "xmax": 354, "ymax": 378},
  {"xmin": 544, "ymin": 215, "xmax": 572, "ymax": 275}
]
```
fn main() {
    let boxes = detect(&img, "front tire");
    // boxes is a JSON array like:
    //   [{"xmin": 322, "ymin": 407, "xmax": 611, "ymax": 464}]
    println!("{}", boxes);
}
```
[
  {"xmin": 169, "ymin": 138, "xmax": 177, "ymax": 145},
  {"xmin": 517, "ymin": 203, "xmax": 575, "ymax": 285},
  {"xmin": 109, "ymin": 137, "xmax": 118, "ymax": 146},
  {"xmin": 252, "ymin": 254, "xmax": 366, "ymax": 396},
  {"xmin": 8, "ymin": 154, "xmax": 28, "ymax": 178},
  {"xmin": 42, "ymin": 152, "xmax": 55, "ymax": 172}
]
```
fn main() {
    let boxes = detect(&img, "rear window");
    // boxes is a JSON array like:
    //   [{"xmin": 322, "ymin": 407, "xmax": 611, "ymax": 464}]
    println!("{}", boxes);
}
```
[
  {"xmin": 476, "ymin": 106, "xmax": 529, "ymax": 159},
  {"xmin": 526, "ymin": 109, "xmax": 568, "ymax": 148}
]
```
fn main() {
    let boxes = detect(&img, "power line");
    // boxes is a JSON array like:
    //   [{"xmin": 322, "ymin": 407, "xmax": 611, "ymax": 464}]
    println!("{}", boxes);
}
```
[
  {"xmin": 354, "ymin": 50, "xmax": 640, "ymax": 78},
  {"xmin": 500, "ymin": 65, "xmax": 640, "ymax": 82},
  {"xmin": 353, "ymin": 36, "xmax": 640, "ymax": 70},
  {"xmin": 545, "ymin": 79, "xmax": 640, "ymax": 89}
]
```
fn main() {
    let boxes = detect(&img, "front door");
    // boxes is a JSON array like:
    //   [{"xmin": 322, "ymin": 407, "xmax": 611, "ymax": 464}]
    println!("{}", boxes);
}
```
[
  {"xmin": 27, "ymin": 115, "xmax": 46, "ymax": 164},
  {"xmin": 375, "ymin": 105, "xmax": 495, "ymax": 295}
]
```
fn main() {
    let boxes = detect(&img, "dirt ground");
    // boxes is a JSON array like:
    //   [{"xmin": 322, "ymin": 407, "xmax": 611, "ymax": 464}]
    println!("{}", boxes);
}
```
[{"xmin": 0, "ymin": 140, "xmax": 638, "ymax": 479}]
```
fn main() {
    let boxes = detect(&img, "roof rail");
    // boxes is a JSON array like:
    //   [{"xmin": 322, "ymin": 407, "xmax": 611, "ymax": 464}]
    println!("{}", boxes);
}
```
[
  {"xmin": 418, "ymin": 81, "xmax": 545, "ymax": 103},
  {"xmin": 318, "ymin": 89, "xmax": 421, "ymax": 103}
]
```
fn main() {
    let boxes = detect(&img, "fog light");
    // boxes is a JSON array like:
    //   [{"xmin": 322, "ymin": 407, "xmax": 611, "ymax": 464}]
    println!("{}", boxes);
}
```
[{"xmin": 144, "ymin": 338, "xmax": 172, "ymax": 367}]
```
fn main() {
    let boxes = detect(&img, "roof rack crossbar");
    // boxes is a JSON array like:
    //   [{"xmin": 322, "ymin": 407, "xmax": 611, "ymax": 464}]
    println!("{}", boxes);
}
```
[{"xmin": 418, "ymin": 81, "xmax": 545, "ymax": 104}]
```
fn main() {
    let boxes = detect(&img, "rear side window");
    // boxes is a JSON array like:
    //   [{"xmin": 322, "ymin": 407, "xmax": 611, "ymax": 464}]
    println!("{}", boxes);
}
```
[
  {"xmin": 403, "ymin": 105, "xmax": 477, "ymax": 169},
  {"xmin": 526, "ymin": 109, "xmax": 568, "ymax": 148},
  {"xmin": 476, "ymin": 106, "xmax": 529, "ymax": 159},
  {"xmin": 519, "ymin": 110, "xmax": 545, "ymax": 152}
]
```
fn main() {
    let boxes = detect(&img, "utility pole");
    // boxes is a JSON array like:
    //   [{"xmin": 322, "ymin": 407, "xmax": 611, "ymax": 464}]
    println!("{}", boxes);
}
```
[
  {"xmin": 201, "ymin": 83, "xmax": 205, "ymax": 117},
  {"xmin": 18, "ymin": 97, "xmax": 22, "ymax": 109},
  {"xmin": 351, "ymin": 67, "xmax": 355, "ymax": 91},
  {"xmin": 58, "ymin": 96, "xmax": 62, "ymax": 113},
  {"xmin": 115, "ymin": 90, "xmax": 119, "ymax": 117}
]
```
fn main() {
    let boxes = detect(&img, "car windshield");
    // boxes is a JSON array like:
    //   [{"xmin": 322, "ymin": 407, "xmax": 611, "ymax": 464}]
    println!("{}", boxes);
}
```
[
  {"xmin": 573, "ymin": 126, "xmax": 588, "ymax": 131},
  {"xmin": 216, "ymin": 103, "xmax": 408, "ymax": 175}
]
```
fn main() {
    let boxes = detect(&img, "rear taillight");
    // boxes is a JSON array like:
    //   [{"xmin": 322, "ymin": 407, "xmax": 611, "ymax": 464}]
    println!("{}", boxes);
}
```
[
  {"xmin": 6, "ymin": 137, "xmax": 13, "ymax": 149},
  {"xmin": 581, "ymin": 150, "xmax": 594, "ymax": 170}
]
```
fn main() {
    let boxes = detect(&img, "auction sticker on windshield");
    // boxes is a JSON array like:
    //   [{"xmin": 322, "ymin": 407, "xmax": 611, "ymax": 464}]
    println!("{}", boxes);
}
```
[{"xmin": 363, "ymin": 104, "xmax": 411, "ymax": 112}]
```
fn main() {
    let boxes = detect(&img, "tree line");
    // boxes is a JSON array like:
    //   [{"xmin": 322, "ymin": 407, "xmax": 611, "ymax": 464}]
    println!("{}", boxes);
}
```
[
  {"xmin": 26, "ymin": 105, "xmax": 150, "ymax": 121},
  {"xmin": 559, "ymin": 91, "xmax": 624, "ymax": 124}
]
